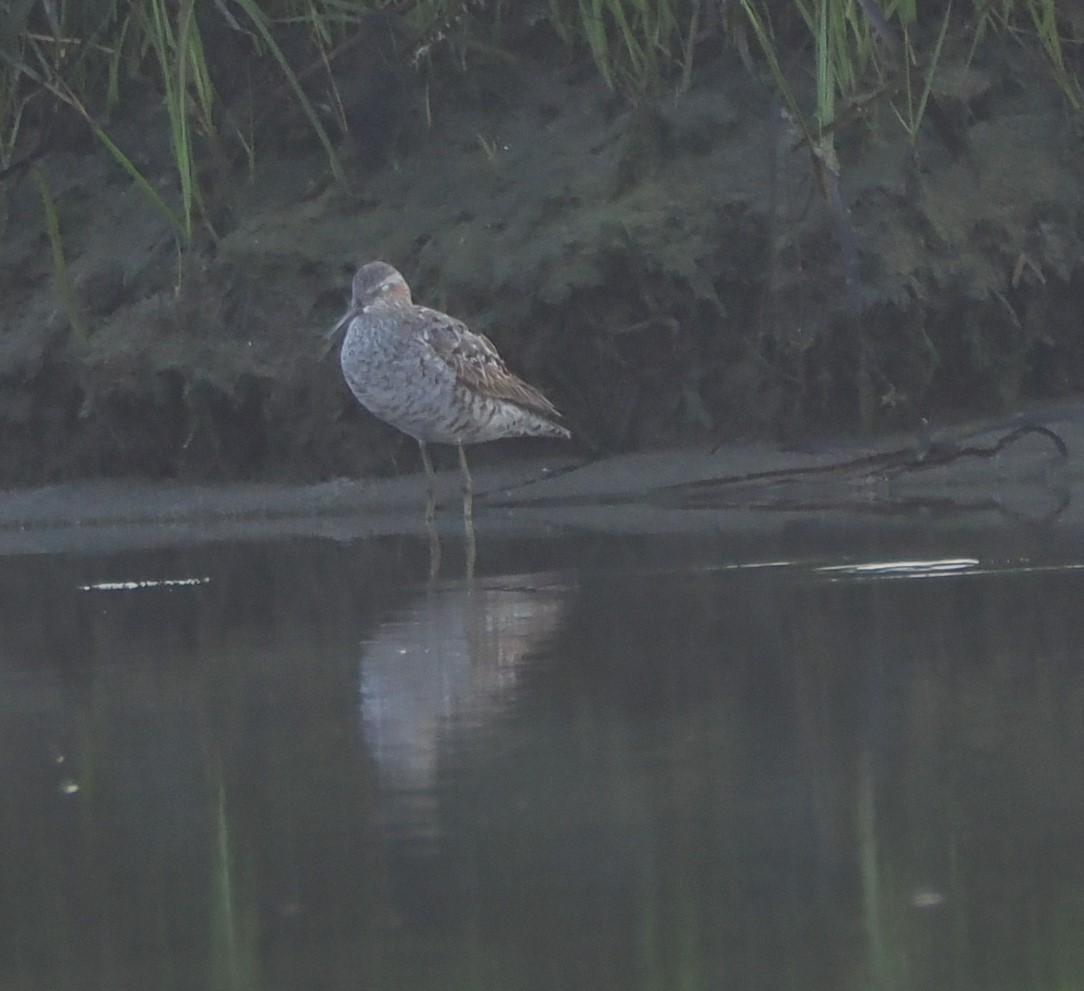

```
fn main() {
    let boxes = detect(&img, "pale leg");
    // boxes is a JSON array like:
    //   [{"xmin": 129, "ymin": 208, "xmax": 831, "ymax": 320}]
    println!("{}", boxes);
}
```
[
  {"xmin": 457, "ymin": 444, "xmax": 473, "ymax": 520},
  {"xmin": 418, "ymin": 440, "xmax": 436, "ymax": 521},
  {"xmin": 426, "ymin": 513, "xmax": 442, "ymax": 580},
  {"xmin": 464, "ymin": 512, "xmax": 476, "ymax": 579}
]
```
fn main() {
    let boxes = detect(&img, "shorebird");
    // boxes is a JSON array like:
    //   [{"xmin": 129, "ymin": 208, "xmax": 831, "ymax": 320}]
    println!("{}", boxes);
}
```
[{"xmin": 328, "ymin": 262, "xmax": 570, "ymax": 519}]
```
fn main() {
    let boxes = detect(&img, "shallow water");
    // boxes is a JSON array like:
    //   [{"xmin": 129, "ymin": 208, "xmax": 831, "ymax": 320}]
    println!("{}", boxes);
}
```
[{"xmin": 2, "ymin": 508, "xmax": 1084, "ymax": 991}]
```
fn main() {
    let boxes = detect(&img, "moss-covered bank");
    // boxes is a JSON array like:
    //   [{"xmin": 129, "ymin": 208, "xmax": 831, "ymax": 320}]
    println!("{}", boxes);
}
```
[{"xmin": 2, "ymin": 7, "xmax": 1084, "ymax": 484}]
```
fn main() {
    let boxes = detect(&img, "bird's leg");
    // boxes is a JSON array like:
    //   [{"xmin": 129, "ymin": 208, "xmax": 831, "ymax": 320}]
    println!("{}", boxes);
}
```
[
  {"xmin": 464, "ymin": 514, "xmax": 476, "ymax": 580},
  {"xmin": 457, "ymin": 444, "xmax": 473, "ymax": 520},
  {"xmin": 418, "ymin": 441, "xmax": 437, "ymax": 521},
  {"xmin": 426, "ymin": 514, "xmax": 442, "ymax": 580}
]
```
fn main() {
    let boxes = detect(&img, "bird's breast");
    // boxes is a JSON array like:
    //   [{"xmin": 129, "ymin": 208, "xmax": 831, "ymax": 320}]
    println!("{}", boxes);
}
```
[{"xmin": 340, "ymin": 317, "xmax": 462, "ymax": 440}]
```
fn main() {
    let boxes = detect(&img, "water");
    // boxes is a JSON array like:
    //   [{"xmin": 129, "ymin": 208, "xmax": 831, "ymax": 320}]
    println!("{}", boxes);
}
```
[{"xmin": 2, "ymin": 515, "xmax": 1083, "ymax": 991}]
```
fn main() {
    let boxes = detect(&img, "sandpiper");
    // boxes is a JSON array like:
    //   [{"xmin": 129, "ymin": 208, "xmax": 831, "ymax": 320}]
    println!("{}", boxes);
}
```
[{"xmin": 328, "ymin": 262, "xmax": 570, "ymax": 518}]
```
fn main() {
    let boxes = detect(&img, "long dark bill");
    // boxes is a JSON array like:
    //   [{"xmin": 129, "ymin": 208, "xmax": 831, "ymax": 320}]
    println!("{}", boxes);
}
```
[{"xmin": 319, "ymin": 304, "xmax": 362, "ymax": 359}]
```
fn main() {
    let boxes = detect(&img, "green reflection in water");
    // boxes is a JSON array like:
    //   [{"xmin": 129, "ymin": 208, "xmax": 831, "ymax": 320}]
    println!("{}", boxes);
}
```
[
  {"xmin": 2, "ymin": 533, "xmax": 1084, "ymax": 990},
  {"xmin": 638, "ymin": 872, "xmax": 704, "ymax": 991},
  {"xmin": 209, "ymin": 778, "xmax": 261, "ymax": 991}
]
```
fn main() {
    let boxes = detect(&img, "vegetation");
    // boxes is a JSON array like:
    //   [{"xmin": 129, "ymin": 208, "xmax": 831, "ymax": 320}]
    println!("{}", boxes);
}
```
[
  {"xmin": 31, "ymin": 165, "xmax": 87, "ymax": 344},
  {"xmin": 0, "ymin": 0, "xmax": 1081, "ymax": 255}
]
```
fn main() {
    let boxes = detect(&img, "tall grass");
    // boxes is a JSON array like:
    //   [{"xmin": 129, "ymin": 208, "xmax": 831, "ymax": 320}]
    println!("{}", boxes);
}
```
[
  {"xmin": 738, "ymin": 0, "xmax": 1081, "ymax": 141},
  {"xmin": 1, "ymin": 0, "xmax": 1081, "ymax": 261},
  {"xmin": 548, "ymin": 0, "xmax": 695, "ymax": 99},
  {"xmin": 1, "ymin": 0, "xmax": 356, "ymax": 252},
  {"xmin": 145, "ymin": 0, "xmax": 209, "ymax": 243}
]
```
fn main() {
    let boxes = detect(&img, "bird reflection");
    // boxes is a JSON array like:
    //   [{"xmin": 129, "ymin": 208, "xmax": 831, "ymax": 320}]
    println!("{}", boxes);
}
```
[
  {"xmin": 358, "ymin": 573, "xmax": 567, "ymax": 845},
  {"xmin": 423, "ymin": 514, "xmax": 475, "ymax": 580}
]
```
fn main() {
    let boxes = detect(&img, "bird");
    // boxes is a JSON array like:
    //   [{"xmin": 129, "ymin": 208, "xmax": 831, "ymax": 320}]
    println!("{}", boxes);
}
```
[{"xmin": 328, "ymin": 261, "xmax": 570, "ymax": 519}]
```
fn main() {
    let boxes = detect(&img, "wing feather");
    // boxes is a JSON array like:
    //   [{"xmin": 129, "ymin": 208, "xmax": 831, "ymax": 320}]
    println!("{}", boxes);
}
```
[{"xmin": 415, "ymin": 306, "xmax": 562, "ymax": 420}]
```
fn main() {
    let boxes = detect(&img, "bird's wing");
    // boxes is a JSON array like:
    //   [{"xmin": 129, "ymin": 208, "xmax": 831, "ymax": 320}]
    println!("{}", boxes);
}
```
[{"xmin": 416, "ymin": 306, "xmax": 562, "ymax": 419}]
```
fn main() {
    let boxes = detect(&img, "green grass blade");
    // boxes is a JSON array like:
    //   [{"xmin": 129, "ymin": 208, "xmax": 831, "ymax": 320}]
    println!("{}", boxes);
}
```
[
  {"xmin": 608, "ymin": 1, "xmax": 647, "ymax": 85},
  {"xmin": 148, "ymin": 0, "xmax": 194, "ymax": 240},
  {"xmin": 816, "ymin": 0, "xmax": 833, "ymax": 130},
  {"xmin": 90, "ymin": 125, "xmax": 185, "ymax": 238},
  {"xmin": 739, "ymin": 0, "xmax": 818, "ymax": 150},
  {"xmin": 1028, "ymin": 0, "xmax": 1082, "ymax": 109},
  {"xmin": 32, "ymin": 166, "xmax": 88, "ymax": 347},
  {"xmin": 579, "ymin": 0, "xmax": 615, "ymax": 89},
  {"xmin": 230, "ymin": 0, "xmax": 348, "ymax": 186},
  {"xmin": 914, "ymin": 0, "xmax": 952, "ymax": 131}
]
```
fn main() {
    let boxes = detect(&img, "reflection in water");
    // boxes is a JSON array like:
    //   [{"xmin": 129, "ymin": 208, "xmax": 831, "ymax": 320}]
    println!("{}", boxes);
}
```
[
  {"xmin": 359, "ymin": 573, "xmax": 568, "ymax": 843},
  {"xmin": 1, "ymin": 530, "xmax": 1084, "ymax": 990}
]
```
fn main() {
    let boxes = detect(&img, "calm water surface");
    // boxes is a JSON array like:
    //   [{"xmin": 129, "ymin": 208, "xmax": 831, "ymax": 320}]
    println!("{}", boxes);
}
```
[{"xmin": 2, "ymin": 518, "xmax": 1083, "ymax": 991}]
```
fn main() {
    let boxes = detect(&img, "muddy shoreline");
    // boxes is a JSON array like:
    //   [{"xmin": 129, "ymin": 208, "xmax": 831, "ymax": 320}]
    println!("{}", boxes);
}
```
[
  {"xmin": 0, "ymin": 399, "xmax": 1073, "ymax": 557},
  {"xmin": 2, "ymin": 20, "xmax": 1084, "ymax": 488}
]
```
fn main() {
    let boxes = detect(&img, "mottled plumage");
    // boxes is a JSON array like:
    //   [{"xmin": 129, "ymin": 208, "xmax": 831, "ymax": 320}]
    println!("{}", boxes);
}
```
[{"xmin": 330, "ymin": 261, "xmax": 569, "ymax": 518}]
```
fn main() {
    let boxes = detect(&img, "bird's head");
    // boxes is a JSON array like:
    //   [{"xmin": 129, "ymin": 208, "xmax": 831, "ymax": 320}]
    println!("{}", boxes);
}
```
[
  {"xmin": 352, "ymin": 261, "xmax": 412, "ymax": 309},
  {"xmin": 322, "ymin": 261, "xmax": 412, "ymax": 354}
]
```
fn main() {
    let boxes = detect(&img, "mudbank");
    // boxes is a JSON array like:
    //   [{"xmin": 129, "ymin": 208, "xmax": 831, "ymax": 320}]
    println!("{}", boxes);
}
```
[{"xmin": 2, "ymin": 13, "xmax": 1083, "ymax": 486}]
